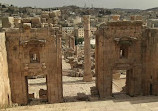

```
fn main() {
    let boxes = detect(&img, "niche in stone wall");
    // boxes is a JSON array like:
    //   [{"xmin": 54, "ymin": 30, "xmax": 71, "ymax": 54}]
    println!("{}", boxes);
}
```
[
  {"xmin": 120, "ymin": 44, "xmax": 128, "ymax": 58},
  {"xmin": 118, "ymin": 40, "xmax": 132, "ymax": 59},
  {"xmin": 29, "ymin": 48, "xmax": 40, "ymax": 63}
]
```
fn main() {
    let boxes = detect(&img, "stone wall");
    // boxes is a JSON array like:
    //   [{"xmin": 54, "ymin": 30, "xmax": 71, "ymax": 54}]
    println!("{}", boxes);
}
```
[
  {"xmin": 95, "ymin": 20, "xmax": 158, "ymax": 98},
  {"xmin": 5, "ymin": 27, "xmax": 62, "ymax": 105},
  {"xmin": 0, "ymin": 32, "xmax": 12, "ymax": 106},
  {"xmin": 142, "ymin": 28, "xmax": 158, "ymax": 95},
  {"xmin": 95, "ymin": 21, "xmax": 143, "ymax": 98}
]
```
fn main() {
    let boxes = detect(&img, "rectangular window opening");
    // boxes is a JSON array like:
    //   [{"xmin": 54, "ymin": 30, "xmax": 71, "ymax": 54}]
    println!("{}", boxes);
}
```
[{"xmin": 120, "ymin": 45, "xmax": 128, "ymax": 58}]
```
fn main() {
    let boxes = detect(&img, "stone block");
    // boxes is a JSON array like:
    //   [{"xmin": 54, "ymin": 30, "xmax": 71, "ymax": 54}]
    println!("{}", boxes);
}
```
[
  {"xmin": 22, "ymin": 18, "xmax": 31, "ymax": 23},
  {"xmin": 23, "ymin": 23, "xmax": 31, "ymax": 30},
  {"xmin": 2, "ymin": 17, "xmax": 14, "ymax": 28},
  {"xmin": 77, "ymin": 93, "xmax": 88, "ymax": 101},
  {"xmin": 28, "ymin": 93, "xmax": 35, "ymax": 99},
  {"xmin": 0, "ymin": 32, "xmax": 12, "ymax": 106}
]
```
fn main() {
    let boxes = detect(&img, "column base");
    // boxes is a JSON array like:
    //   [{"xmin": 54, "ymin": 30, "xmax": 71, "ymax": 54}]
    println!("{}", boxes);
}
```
[{"xmin": 83, "ymin": 74, "xmax": 92, "ymax": 82}]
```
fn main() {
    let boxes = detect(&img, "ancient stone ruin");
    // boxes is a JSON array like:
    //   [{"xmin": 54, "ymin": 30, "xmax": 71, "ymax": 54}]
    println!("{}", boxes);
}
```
[
  {"xmin": 0, "ymin": 10, "xmax": 63, "ymax": 105},
  {"xmin": 94, "ymin": 16, "xmax": 158, "ymax": 98},
  {"xmin": 0, "ymin": 32, "xmax": 12, "ymax": 106},
  {"xmin": 2, "ymin": 13, "xmax": 158, "ymax": 107}
]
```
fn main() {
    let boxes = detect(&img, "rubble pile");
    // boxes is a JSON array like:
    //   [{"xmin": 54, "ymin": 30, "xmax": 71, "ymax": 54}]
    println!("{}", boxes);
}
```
[{"xmin": 63, "ymin": 46, "xmax": 96, "ymax": 77}]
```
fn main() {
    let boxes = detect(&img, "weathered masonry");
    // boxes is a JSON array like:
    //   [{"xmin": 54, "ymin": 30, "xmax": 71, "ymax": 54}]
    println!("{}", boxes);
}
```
[
  {"xmin": 0, "ymin": 32, "xmax": 12, "ymax": 106},
  {"xmin": 142, "ymin": 28, "xmax": 158, "ymax": 95},
  {"xmin": 0, "ymin": 10, "xmax": 62, "ymax": 105},
  {"xmin": 83, "ymin": 15, "xmax": 92, "ymax": 82},
  {"xmin": 5, "ymin": 22, "xmax": 62, "ymax": 105},
  {"xmin": 95, "ymin": 18, "xmax": 158, "ymax": 98}
]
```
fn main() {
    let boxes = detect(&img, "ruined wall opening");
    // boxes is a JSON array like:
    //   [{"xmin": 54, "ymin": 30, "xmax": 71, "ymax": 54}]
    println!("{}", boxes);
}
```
[
  {"xmin": 112, "ymin": 70, "xmax": 127, "ymax": 96},
  {"xmin": 29, "ymin": 48, "xmax": 40, "ymax": 63},
  {"xmin": 62, "ymin": 55, "xmax": 95, "ymax": 102},
  {"xmin": 26, "ymin": 75, "xmax": 48, "ymax": 104}
]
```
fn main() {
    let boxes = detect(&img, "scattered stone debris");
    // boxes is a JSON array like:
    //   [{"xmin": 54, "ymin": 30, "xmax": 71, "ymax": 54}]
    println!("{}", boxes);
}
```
[{"xmin": 77, "ymin": 93, "xmax": 89, "ymax": 101}]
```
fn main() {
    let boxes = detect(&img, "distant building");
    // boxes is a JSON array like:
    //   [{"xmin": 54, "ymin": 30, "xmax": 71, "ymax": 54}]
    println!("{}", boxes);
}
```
[
  {"xmin": 75, "ymin": 27, "xmax": 84, "ymax": 38},
  {"xmin": 147, "ymin": 19, "xmax": 158, "ymax": 28},
  {"xmin": 62, "ymin": 27, "xmax": 74, "ymax": 39},
  {"xmin": 75, "ymin": 27, "xmax": 97, "ymax": 38}
]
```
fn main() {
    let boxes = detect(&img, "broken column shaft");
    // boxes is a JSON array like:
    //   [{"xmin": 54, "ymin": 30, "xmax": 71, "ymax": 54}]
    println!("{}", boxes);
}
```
[{"xmin": 83, "ymin": 15, "xmax": 92, "ymax": 82}]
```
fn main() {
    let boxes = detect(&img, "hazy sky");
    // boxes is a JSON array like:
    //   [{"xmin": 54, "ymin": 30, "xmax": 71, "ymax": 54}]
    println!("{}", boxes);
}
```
[{"xmin": 0, "ymin": 0, "xmax": 158, "ymax": 9}]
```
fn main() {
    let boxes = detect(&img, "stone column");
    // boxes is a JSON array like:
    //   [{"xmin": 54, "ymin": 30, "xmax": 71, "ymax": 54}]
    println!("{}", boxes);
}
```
[{"xmin": 83, "ymin": 15, "xmax": 92, "ymax": 82}]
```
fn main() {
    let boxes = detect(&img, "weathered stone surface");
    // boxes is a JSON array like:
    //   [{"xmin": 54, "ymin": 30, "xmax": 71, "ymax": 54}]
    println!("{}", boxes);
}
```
[
  {"xmin": 77, "ymin": 93, "xmax": 88, "ymax": 101},
  {"xmin": 95, "ymin": 19, "xmax": 158, "ymax": 98},
  {"xmin": 113, "ymin": 70, "xmax": 121, "ymax": 80},
  {"xmin": 3, "ymin": 15, "xmax": 63, "ymax": 105},
  {"xmin": 31, "ymin": 17, "xmax": 41, "ymax": 28},
  {"xmin": 5, "ymin": 27, "xmax": 63, "ymax": 105},
  {"xmin": 83, "ymin": 15, "xmax": 92, "ymax": 82},
  {"xmin": 95, "ymin": 20, "xmax": 143, "ymax": 98},
  {"xmin": 2, "ymin": 17, "xmax": 14, "ymax": 28},
  {"xmin": 28, "ymin": 93, "xmax": 35, "ymax": 99},
  {"xmin": 0, "ymin": 32, "xmax": 12, "ymax": 106},
  {"xmin": 90, "ymin": 86, "xmax": 99, "ymax": 96},
  {"xmin": 22, "ymin": 18, "xmax": 31, "ymax": 23},
  {"xmin": 39, "ymin": 89, "xmax": 47, "ymax": 100},
  {"xmin": 23, "ymin": 23, "xmax": 31, "ymax": 29}
]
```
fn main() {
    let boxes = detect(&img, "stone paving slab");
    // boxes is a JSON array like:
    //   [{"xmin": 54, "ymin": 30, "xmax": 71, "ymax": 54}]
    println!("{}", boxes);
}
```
[{"xmin": 3, "ymin": 96, "xmax": 158, "ymax": 111}]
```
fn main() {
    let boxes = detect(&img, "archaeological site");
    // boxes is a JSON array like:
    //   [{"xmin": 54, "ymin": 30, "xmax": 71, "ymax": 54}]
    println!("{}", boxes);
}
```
[{"xmin": 1, "ymin": 1, "xmax": 158, "ymax": 111}]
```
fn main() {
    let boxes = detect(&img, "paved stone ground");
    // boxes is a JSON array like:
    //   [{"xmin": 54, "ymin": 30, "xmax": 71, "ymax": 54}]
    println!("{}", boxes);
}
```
[
  {"xmin": 62, "ymin": 56, "xmax": 71, "ymax": 76},
  {"xmin": 3, "ymin": 96, "xmax": 158, "ymax": 111},
  {"xmin": 3, "ymin": 58, "xmax": 158, "ymax": 111},
  {"xmin": 27, "ymin": 58, "xmax": 126, "ymax": 103},
  {"xmin": 27, "ymin": 58, "xmax": 125, "ymax": 102},
  {"xmin": 63, "ymin": 76, "xmax": 95, "ymax": 97}
]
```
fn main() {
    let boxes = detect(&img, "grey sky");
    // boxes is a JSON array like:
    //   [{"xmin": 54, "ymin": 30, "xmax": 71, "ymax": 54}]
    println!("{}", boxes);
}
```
[{"xmin": 0, "ymin": 0, "xmax": 158, "ymax": 9}]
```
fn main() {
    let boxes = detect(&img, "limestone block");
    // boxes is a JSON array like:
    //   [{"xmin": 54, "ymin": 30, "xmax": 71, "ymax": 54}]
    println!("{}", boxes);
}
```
[
  {"xmin": 110, "ymin": 15, "xmax": 120, "ymax": 21},
  {"xmin": 131, "ymin": 15, "xmax": 142, "ymax": 21},
  {"xmin": 77, "ymin": 93, "xmax": 88, "ymax": 101},
  {"xmin": 41, "ymin": 18, "xmax": 47, "ymax": 23},
  {"xmin": 14, "ymin": 18, "xmax": 21, "ymax": 24},
  {"xmin": 49, "ymin": 12, "xmax": 56, "ymax": 18},
  {"xmin": 23, "ymin": 23, "xmax": 31, "ymax": 30},
  {"xmin": 28, "ymin": 93, "xmax": 35, "ymax": 99},
  {"xmin": 22, "ymin": 18, "xmax": 31, "ymax": 23},
  {"xmin": 14, "ymin": 18, "xmax": 21, "ymax": 28},
  {"xmin": 2, "ymin": 17, "xmax": 14, "ymax": 28},
  {"xmin": 113, "ymin": 73, "xmax": 120, "ymax": 80},
  {"xmin": 113, "ymin": 70, "xmax": 120, "ymax": 80},
  {"xmin": 41, "ymin": 13, "xmax": 50, "ymax": 19},
  {"xmin": 90, "ymin": 87, "xmax": 99, "ymax": 96},
  {"xmin": 0, "ymin": 32, "xmax": 12, "ymax": 106},
  {"xmin": 31, "ymin": 17, "xmax": 41, "ymax": 27},
  {"xmin": 50, "ymin": 10, "xmax": 61, "ymax": 18},
  {"xmin": 39, "ymin": 89, "xmax": 47, "ymax": 99}
]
